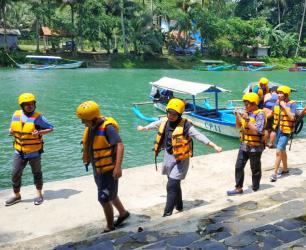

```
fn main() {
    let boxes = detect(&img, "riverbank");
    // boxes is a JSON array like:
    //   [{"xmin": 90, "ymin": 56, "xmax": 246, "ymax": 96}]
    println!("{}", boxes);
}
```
[
  {"xmin": 1, "ymin": 50, "xmax": 305, "ymax": 69},
  {"xmin": 0, "ymin": 138, "xmax": 305, "ymax": 249}
]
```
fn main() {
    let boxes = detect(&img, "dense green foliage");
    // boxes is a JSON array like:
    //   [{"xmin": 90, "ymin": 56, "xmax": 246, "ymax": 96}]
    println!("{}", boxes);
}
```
[{"xmin": 0, "ymin": 0, "xmax": 305, "ymax": 58}]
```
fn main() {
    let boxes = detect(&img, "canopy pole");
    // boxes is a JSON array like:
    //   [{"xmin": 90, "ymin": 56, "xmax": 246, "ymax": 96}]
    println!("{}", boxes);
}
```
[
  {"xmin": 215, "ymin": 92, "xmax": 219, "ymax": 113},
  {"xmin": 192, "ymin": 95, "xmax": 197, "ymax": 112}
]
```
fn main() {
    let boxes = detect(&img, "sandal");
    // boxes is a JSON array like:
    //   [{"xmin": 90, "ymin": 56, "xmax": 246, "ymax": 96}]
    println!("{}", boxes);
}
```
[
  {"xmin": 102, "ymin": 227, "xmax": 115, "ymax": 234},
  {"xmin": 5, "ymin": 196, "xmax": 21, "ymax": 206},
  {"xmin": 114, "ymin": 211, "xmax": 130, "ymax": 227},
  {"xmin": 227, "ymin": 189, "xmax": 243, "ymax": 196},
  {"xmin": 34, "ymin": 196, "xmax": 44, "ymax": 205},
  {"xmin": 280, "ymin": 170, "xmax": 289, "ymax": 175}
]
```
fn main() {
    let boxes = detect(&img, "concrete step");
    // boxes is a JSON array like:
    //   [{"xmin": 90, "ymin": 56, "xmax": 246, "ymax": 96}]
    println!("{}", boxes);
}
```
[{"xmin": 53, "ymin": 181, "xmax": 306, "ymax": 249}]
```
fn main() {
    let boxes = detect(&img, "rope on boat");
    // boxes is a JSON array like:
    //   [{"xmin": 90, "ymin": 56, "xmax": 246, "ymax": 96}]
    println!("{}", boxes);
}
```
[{"xmin": 5, "ymin": 52, "xmax": 19, "ymax": 66}]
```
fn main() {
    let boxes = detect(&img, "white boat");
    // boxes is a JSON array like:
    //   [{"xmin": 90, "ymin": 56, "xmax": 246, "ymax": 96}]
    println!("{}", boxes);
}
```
[
  {"xmin": 17, "ymin": 55, "xmax": 83, "ymax": 70},
  {"xmin": 134, "ymin": 77, "xmax": 240, "ymax": 138}
]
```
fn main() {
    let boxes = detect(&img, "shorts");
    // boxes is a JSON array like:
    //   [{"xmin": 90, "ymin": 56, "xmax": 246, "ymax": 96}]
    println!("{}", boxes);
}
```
[
  {"xmin": 93, "ymin": 169, "xmax": 118, "ymax": 204},
  {"xmin": 275, "ymin": 131, "xmax": 290, "ymax": 151}
]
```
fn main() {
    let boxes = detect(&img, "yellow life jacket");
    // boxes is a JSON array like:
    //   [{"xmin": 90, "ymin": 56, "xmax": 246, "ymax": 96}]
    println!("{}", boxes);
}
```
[
  {"xmin": 273, "ymin": 100, "xmax": 296, "ymax": 134},
  {"xmin": 82, "ymin": 117, "xmax": 119, "ymax": 174},
  {"xmin": 154, "ymin": 118, "xmax": 192, "ymax": 162},
  {"xmin": 253, "ymin": 84, "xmax": 269, "ymax": 98},
  {"xmin": 240, "ymin": 109, "xmax": 265, "ymax": 146},
  {"xmin": 10, "ymin": 110, "xmax": 43, "ymax": 154}
]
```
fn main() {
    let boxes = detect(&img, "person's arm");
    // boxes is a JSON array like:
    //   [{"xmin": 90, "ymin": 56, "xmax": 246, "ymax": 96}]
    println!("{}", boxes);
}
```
[
  {"xmin": 242, "ymin": 112, "xmax": 265, "ymax": 135},
  {"xmin": 188, "ymin": 126, "xmax": 222, "ymax": 152},
  {"xmin": 113, "ymin": 142, "xmax": 124, "ymax": 179},
  {"xmin": 137, "ymin": 119, "xmax": 163, "ymax": 131},
  {"xmin": 280, "ymin": 101, "xmax": 296, "ymax": 121},
  {"xmin": 32, "ymin": 115, "xmax": 54, "ymax": 135},
  {"xmin": 234, "ymin": 107, "xmax": 243, "ymax": 128}
]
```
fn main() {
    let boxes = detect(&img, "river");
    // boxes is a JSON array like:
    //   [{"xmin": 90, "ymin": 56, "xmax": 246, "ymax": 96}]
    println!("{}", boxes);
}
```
[{"xmin": 0, "ymin": 68, "xmax": 305, "ymax": 188}]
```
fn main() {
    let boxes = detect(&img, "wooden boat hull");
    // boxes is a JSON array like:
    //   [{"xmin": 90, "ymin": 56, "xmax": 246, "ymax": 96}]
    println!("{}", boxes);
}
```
[
  {"xmin": 154, "ymin": 103, "xmax": 239, "ymax": 138},
  {"xmin": 17, "ymin": 61, "xmax": 83, "ymax": 70}
]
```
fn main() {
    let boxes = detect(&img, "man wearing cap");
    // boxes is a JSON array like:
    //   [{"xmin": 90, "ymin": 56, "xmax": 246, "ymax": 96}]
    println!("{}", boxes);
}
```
[
  {"xmin": 137, "ymin": 98, "xmax": 222, "ymax": 217},
  {"xmin": 227, "ymin": 92, "xmax": 265, "ymax": 195},
  {"xmin": 5, "ymin": 93, "xmax": 54, "ymax": 206}
]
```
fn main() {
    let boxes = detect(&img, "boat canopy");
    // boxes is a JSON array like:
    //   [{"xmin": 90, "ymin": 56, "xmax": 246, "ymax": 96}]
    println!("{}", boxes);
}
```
[
  {"xmin": 26, "ymin": 55, "xmax": 62, "ymax": 60},
  {"xmin": 244, "ymin": 81, "xmax": 297, "ymax": 93},
  {"xmin": 150, "ymin": 77, "xmax": 230, "ymax": 96},
  {"xmin": 241, "ymin": 61, "xmax": 265, "ymax": 65}
]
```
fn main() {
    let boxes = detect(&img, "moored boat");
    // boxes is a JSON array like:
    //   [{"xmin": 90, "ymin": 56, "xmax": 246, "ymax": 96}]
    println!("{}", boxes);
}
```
[
  {"xmin": 237, "ymin": 61, "xmax": 275, "ymax": 71},
  {"xmin": 289, "ymin": 62, "xmax": 306, "ymax": 72},
  {"xmin": 193, "ymin": 60, "xmax": 236, "ymax": 71},
  {"xmin": 133, "ymin": 77, "xmax": 239, "ymax": 138},
  {"xmin": 16, "ymin": 55, "xmax": 83, "ymax": 70}
]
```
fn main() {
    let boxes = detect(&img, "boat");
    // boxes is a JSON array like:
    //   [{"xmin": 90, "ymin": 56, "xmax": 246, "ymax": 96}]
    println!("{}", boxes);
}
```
[
  {"xmin": 193, "ymin": 60, "xmax": 236, "ymax": 71},
  {"xmin": 289, "ymin": 62, "xmax": 306, "ymax": 72},
  {"xmin": 237, "ymin": 61, "xmax": 275, "ymax": 71},
  {"xmin": 16, "ymin": 55, "xmax": 83, "ymax": 70},
  {"xmin": 133, "ymin": 77, "xmax": 239, "ymax": 138}
]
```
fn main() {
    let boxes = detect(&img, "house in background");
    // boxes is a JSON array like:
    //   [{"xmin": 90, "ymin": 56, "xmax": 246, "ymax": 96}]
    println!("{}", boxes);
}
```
[
  {"xmin": 248, "ymin": 45, "xmax": 270, "ymax": 58},
  {"xmin": 0, "ymin": 28, "xmax": 21, "ymax": 50}
]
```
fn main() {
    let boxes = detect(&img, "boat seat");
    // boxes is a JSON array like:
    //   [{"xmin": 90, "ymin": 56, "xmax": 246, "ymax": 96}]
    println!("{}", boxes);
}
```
[{"xmin": 195, "ymin": 109, "xmax": 218, "ymax": 117}]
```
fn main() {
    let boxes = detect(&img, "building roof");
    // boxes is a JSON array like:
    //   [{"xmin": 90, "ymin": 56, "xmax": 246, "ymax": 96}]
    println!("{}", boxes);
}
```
[
  {"xmin": 0, "ymin": 28, "xmax": 21, "ymax": 36},
  {"xmin": 40, "ymin": 26, "xmax": 71, "ymax": 37}
]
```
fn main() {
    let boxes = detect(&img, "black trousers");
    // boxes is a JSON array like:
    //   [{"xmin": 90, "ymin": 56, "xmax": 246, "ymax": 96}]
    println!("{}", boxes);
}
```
[
  {"xmin": 235, "ymin": 149, "xmax": 262, "ymax": 191},
  {"xmin": 11, "ymin": 154, "xmax": 42, "ymax": 193},
  {"xmin": 164, "ymin": 177, "xmax": 183, "ymax": 215}
]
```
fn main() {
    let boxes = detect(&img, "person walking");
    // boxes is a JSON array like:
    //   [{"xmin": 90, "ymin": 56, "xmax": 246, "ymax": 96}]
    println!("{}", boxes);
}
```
[
  {"xmin": 227, "ymin": 92, "xmax": 265, "ymax": 195},
  {"xmin": 137, "ymin": 98, "xmax": 222, "ymax": 217},
  {"xmin": 5, "ymin": 93, "xmax": 54, "ymax": 206},
  {"xmin": 76, "ymin": 101, "xmax": 129, "ymax": 232},
  {"xmin": 270, "ymin": 86, "xmax": 297, "ymax": 182}
]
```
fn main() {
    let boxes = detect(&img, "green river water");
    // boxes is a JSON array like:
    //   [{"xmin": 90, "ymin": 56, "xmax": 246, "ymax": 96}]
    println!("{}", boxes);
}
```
[{"xmin": 0, "ymin": 68, "xmax": 305, "ymax": 189}]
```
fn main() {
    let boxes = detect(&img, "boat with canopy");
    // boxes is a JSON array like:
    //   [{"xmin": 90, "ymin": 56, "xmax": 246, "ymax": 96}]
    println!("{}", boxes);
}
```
[
  {"xmin": 16, "ymin": 55, "xmax": 83, "ymax": 70},
  {"xmin": 133, "ymin": 77, "xmax": 239, "ymax": 138}
]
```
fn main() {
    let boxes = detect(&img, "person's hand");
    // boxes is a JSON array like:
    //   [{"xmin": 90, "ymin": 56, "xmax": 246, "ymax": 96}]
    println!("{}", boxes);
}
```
[
  {"xmin": 137, "ymin": 125, "xmax": 145, "ymax": 131},
  {"xmin": 32, "ymin": 130, "xmax": 40, "ymax": 135},
  {"xmin": 280, "ymin": 100, "xmax": 286, "ymax": 108},
  {"xmin": 234, "ymin": 107, "xmax": 239, "ymax": 116},
  {"xmin": 241, "ymin": 112, "xmax": 249, "ymax": 120},
  {"xmin": 214, "ymin": 146, "xmax": 222, "ymax": 153},
  {"xmin": 113, "ymin": 167, "xmax": 122, "ymax": 179}
]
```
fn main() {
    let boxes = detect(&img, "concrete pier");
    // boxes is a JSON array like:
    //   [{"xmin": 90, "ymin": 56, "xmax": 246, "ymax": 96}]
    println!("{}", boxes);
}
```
[{"xmin": 0, "ymin": 139, "xmax": 305, "ymax": 249}]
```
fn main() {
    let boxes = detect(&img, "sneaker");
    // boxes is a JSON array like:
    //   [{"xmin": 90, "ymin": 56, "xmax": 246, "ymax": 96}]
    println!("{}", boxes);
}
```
[
  {"xmin": 5, "ymin": 196, "xmax": 21, "ymax": 206},
  {"xmin": 280, "ymin": 170, "xmax": 289, "ymax": 175},
  {"xmin": 34, "ymin": 196, "xmax": 44, "ymax": 205},
  {"xmin": 270, "ymin": 174, "xmax": 277, "ymax": 182}
]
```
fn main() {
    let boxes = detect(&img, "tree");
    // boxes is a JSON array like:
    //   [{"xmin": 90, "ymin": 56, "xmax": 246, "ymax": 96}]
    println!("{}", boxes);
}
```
[{"xmin": 296, "ymin": 0, "xmax": 306, "ymax": 56}]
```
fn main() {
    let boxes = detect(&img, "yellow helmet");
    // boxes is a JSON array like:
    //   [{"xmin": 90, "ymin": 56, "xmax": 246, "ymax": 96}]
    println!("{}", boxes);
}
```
[
  {"xmin": 18, "ymin": 93, "xmax": 36, "ymax": 105},
  {"xmin": 76, "ymin": 101, "xmax": 101, "ymax": 120},
  {"xmin": 259, "ymin": 77, "xmax": 269, "ymax": 85},
  {"xmin": 243, "ymin": 92, "xmax": 260, "ymax": 105},
  {"xmin": 166, "ymin": 98, "xmax": 185, "ymax": 115},
  {"xmin": 277, "ymin": 85, "xmax": 291, "ymax": 96}
]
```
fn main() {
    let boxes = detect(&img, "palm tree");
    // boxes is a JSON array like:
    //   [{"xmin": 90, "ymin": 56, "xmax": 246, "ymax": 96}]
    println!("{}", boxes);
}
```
[{"xmin": 295, "ymin": 0, "xmax": 306, "ymax": 57}]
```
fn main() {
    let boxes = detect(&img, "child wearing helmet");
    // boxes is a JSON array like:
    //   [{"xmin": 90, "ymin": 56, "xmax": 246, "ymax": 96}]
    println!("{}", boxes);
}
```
[
  {"xmin": 137, "ymin": 98, "xmax": 222, "ymax": 217},
  {"xmin": 5, "ymin": 93, "xmax": 54, "ymax": 206},
  {"xmin": 227, "ymin": 92, "xmax": 266, "ymax": 195},
  {"xmin": 76, "ymin": 101, "xmax": 129, "ymax": 232},
  {"xmin": 270, "ymin": 86, "xmax": 297, "ymax": 182}
]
